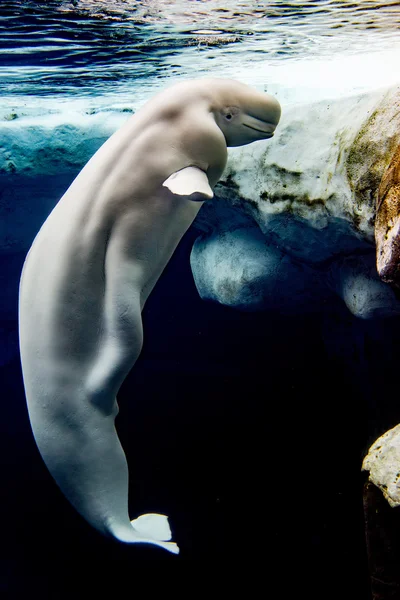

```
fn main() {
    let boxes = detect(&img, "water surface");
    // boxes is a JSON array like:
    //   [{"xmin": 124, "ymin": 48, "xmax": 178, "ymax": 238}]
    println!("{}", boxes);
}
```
[{"xmin": 1, "ymin": 0, "xmax": 399, "ymax": 98}]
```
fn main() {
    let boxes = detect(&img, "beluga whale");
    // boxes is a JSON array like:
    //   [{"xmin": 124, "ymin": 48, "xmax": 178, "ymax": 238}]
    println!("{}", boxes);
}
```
[{"xmin": 18, "ymin": 78, "xmax": 281, "ymax": 553}]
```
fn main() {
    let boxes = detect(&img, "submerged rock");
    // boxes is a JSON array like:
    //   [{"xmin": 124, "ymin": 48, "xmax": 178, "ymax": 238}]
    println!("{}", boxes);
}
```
[
  {"xmin": 191, "ymin": 85, "xmax": 400, "ymax": 318},
  {"xmin": 363, "ymin": 426, "xmax": 400, "ymax": 597},
  {"xmin": 192, "ymin": 214, "xmax": 330, "ymax": 313},
  {"xmin": 362, "ymin": 424, "xmax": 400, "ymax": 508}
]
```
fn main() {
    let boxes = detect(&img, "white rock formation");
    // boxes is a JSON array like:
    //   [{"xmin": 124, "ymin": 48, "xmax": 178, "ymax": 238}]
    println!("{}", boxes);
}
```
[
  {"xmin": 363, "ymin": 424, "xmax": 400, "ymax": 508},
  {"xmin": 191, "ymin": 84, "xmax": 400, "ymax": 318}
]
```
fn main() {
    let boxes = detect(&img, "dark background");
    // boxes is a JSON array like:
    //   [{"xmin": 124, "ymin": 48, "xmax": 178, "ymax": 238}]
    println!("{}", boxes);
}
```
[{"xmin": 2, "ymin": 224, "xmax": 400, "ymax": 598}]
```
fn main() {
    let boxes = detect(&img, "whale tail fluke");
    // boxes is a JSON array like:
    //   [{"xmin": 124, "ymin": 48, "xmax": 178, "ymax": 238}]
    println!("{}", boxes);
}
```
[{"xmin": 130, "ymin": 513, "xmax": 180, "ymax": 554}]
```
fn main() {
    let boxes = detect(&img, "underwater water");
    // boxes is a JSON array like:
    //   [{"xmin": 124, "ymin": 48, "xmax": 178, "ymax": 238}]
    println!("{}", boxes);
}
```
[{"xmin": 2, "ymin": 1, "xmax": 400, "ymax": 597}]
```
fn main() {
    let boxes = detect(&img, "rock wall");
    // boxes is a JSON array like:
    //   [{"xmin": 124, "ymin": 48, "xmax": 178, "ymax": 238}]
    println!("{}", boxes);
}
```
[
  {"xmin": 191, "ymin": 84, "xmax": 400, "ymax": 318},
  {"xmin": 376, "ymin": 144, "xmax": 400, "ymax": 291}
]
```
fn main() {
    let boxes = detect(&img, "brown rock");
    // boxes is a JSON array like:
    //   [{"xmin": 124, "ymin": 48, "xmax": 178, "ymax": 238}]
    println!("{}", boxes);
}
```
[{"xmin": 376, "ymin": 145, "xmax": 400, "ymax": 292}]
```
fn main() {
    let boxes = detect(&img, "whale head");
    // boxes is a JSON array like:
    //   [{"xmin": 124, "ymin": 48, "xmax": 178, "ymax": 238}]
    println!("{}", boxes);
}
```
[{"xmin": 208, "ymin": 79, "xmax": 281, "ymax": 147}]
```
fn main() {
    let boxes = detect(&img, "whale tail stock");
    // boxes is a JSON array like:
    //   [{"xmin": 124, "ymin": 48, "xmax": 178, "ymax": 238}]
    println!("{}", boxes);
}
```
[
  {"xmin": 19, "ymin": 240, "xmax": 180, "ymax": 554},
  {"xmin": 24, "ymin": 374, "xmax": 179, "ymax": 553}
]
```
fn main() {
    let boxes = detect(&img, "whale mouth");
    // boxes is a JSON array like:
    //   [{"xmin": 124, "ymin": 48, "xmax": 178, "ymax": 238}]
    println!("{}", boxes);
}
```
[{"xmin": 243, "ymin": 124, "xmax": 274, "ymax": 137}]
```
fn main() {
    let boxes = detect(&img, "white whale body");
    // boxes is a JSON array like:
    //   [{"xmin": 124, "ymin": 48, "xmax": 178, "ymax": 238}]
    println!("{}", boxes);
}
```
[{"xmin": 18, "ymin": 78, "xmax": 281, "ymax": 552}]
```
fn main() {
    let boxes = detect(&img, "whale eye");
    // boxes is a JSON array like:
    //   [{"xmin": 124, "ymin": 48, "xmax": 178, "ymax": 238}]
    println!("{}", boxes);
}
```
[{"xmin": 222, "ymin": 106, "xmax": 239, "ymax": 122}]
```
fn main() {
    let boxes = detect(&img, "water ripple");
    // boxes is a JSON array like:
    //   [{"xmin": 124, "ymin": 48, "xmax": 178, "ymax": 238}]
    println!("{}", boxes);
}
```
[{"xmin": 1, "ymin": 0, "xmax": 399, "ymax": 96}]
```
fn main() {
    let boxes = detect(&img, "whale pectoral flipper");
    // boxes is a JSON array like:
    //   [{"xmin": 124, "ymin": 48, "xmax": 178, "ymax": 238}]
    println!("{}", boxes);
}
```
[{"xmin": 162, "ymin": 166, "xmax": 213, "ymax": 201}]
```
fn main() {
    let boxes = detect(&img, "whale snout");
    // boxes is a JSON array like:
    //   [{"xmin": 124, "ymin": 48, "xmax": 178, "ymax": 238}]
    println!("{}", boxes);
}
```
[
  {"xmin": 243, "ymin": 94, "xmax": 281, "ymax": 140},
  {"xmin": 264, "ymin": 94, "xmax": 282, "ymax": 126}
]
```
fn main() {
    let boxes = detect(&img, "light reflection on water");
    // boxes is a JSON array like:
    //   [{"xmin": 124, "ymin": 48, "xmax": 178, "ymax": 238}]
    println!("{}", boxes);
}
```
[{"xmin": 0, "ymin": 0, "xmax": 399, "ymax": 97}]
